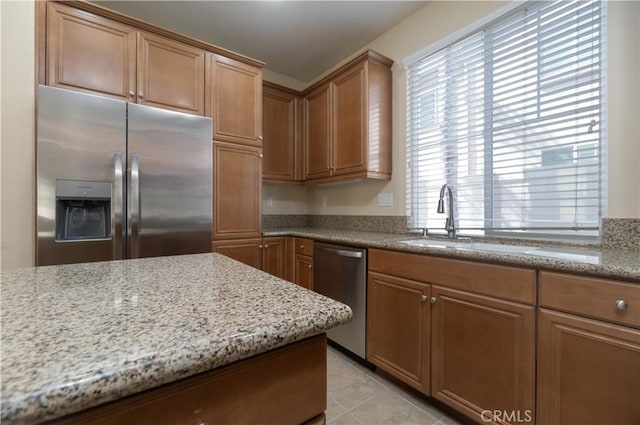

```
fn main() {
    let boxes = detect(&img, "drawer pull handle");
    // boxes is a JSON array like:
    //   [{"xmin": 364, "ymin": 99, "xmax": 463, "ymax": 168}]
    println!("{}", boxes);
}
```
[{"xmin": 614, "ymin": 299, "xmax": 628, "ymax": 311}]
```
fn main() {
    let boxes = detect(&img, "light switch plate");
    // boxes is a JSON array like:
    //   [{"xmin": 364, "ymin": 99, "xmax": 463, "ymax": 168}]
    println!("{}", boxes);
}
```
[{"xmin": 378, "ymin": 193, "xmax": 393, "ymax": 207}]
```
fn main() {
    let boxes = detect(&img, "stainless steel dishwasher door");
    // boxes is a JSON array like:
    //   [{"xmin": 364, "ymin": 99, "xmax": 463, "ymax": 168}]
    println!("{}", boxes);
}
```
[{"xmin": 313, "ymin": 242, "xmax": 367, "ymax": 359}]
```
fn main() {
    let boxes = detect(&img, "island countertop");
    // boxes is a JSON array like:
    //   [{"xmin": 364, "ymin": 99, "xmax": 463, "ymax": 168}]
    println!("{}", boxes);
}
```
[{"xmin": 0, "ymin": 253, "xmax": 352, "ymax": 424}]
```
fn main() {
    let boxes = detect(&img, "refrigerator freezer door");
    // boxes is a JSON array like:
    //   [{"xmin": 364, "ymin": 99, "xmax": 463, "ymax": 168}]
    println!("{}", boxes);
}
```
[
  {"xmin": 127, "ymin": 103, "xmax": 212, "ymax": 258},
  {"xmin": 37, "ymin": 85, "xmax": 126, "ymax": 266}
]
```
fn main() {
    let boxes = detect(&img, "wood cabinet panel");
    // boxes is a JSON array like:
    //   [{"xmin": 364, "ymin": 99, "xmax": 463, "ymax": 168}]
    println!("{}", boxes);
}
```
[
  {"xmin": 539, "ymin": 271, "xmax": 640, "ymax": 328},
  {"xmin": 369, "ymin": 249, "xmax": 536, "ymax": 305},
  {"xmin": 304, "ymin": 84, "xmax": 332, "ymax": 180},
  {"xmin": 212, "ymin": 239, "xmax": 262, "ymax": 269},
  {"xmin": 431, "ymin": 285, "xmax": 536, "ymax": 425},
  {"xmin": 209, "ymin": 54, "xmax": 262, "ymax": 145},
  {"xmin": 293, "ymin": 238, "xmax": 314, "ymax": 257},
  {"xmin": 55, "ymin": 335, "xmax": 327, "ymax": 425},
  {"xmin": 537, "ymin": 309, "xmax": 640, "ymax": 425},
  {"xmin": 294, "ymin": 254, "xmax": 313, "ymax": 290},
  {"xmin": 367, "ymin": 272, "xmax": 430, "ymax": 394},
  {"xmin": 47, "ymin": 2, "xmax": 136, "ymax": 99},
  {"xmin": 333, "ymin": 63, "xmax": 366, "ymax": 175},
  {"xmin": 302, "ymin": 50, "xmax": 392, "ymax": 184},
  {"xmin": 137, "ymin": 32, "xmax": 205, "ymax": 115},
  {"xmin": 212, "ymin": 142, "xmax": 262, "ymax": 240},
  {"xmin": 262, "ymin": 84, "xmax": 300, "ymax": 182},
  {"xmin": 262, "ymin": 237, "xmax": 286, "ymax": 279}
]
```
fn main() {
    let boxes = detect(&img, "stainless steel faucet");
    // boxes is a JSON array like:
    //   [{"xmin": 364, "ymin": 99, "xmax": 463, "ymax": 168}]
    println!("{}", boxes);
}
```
[{"xmin": 437, "ymin": 184, "xmax": 456, "ymax": 239}]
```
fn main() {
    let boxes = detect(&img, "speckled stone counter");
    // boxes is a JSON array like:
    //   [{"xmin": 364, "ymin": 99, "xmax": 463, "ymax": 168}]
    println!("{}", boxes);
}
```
[
  {"xmin": 0, "ymin": 253, "xmax": 352, "ymax": 424},
  {"xmin": 264, "ymin": 228, "xmax": 640, "ymax": 282}
]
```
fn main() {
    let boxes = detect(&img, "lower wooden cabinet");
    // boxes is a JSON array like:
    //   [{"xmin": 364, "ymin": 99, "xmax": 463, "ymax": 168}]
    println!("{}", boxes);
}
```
[
  {"xmin": 212, "ymin": 237, "xmax": 286, "ymax": 280},
  {"xmin": 367, "ymin": 271, "xmax": 430, "ymax": 394},
  {"xmin": 431, "ymin": 285, "xmax": 536, "ymax": 425},
  {"xmin": 212, "ymin": 239, "xmax": 262, "ymax": 269},
  {"xmin": 55, "ymin": 335, "xmax": 327, "ymax": 425},
  {"xmin": 262, "ymin": 237, "xmax": 286, "ymax": 279},
  {"xmin": 537, "ymin": 309, "xmax": 640, "ymax": 425},
  {"xmin": 294, "ymin": 254, "xmax": 313, "ymax": 290}
]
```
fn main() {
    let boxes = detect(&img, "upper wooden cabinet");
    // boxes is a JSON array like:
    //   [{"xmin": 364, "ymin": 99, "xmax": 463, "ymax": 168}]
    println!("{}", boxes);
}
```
[
  {"xmin": 46, "ymin": 2, "xmax": 136, "ymax": 100},
  {"xmin": 262, "ymin": 83, "xmax": 302, "ymax": 183},
  {"xmin": 303, "ymin": 50, "xmax": 392, "ymax": 184},
  {"xmin": 304, "ymin": 83, "xmax": 332, "ymax": 180},
  {"xmin": 46, "ymin": 2, "xmax": 207, "ymax": 115},
  {"xmin": 137, "ymin": 32, "xmax": 205, "ymax": 115},
  {"xmin": 208, "ymin": 54, "xmax": 262, "ymax": 145}
]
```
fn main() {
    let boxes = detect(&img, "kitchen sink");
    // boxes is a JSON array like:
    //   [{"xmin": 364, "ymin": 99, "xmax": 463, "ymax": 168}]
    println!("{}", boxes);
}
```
[{"xmin": 397, "ymin": 238, "xmax": 601, "ymax": 264}]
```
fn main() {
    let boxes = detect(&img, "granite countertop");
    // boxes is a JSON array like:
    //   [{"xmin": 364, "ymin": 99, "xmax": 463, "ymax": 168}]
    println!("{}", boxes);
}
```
[
  {"xmin": 0, "ymin": 253, "xmax": 352, "ymax": 425},
  {"xmin": 264, "ymin": 228, "xmax": 640, "ymax": 282}
]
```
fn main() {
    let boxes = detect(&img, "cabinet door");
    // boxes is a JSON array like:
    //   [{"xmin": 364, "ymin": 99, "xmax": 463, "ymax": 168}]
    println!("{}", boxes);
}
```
[
  {"xmin": 304, "ymin": 84, "xmax": 332, "ymax": 180},
  {"xmin": 262, "ymin": 237, "xmax": 286, "ymax": 279},
  {"xmin": 209, "ymin": 54, "xmax": 262, "ymax": 145},
  {"xmin": 294, "ymin": 255, "xmax": 313, "ymax": 290},
  {"xmin": 263, "ymin": 85, "xmax": 298, "ymax": 182},
  {"xmin": 367, "ymin": 272, "xmax": 431, "ymax": 394},
  {"xmin": 537, "ymin": 309, "xmax": 640, "ymax": 425},
  {"xmin": 212, "ymin": 239, "xmax": 262, "ymax": 269},
  {"xmin": 332, "ymin": 63, "xmax": 366, "ymax": 176},
  {"xmin": 431, "ymin": 285, "xmax": 536, "ymax": 425},
  {"xmin": 213, "ymin": 142, "xmax": 262, "ymax": 240},
  {"xmin": 47, "ymin": 2, "xmax": 136, "ymax": 100},
  {"xmin": 137, "ymin": 32, "xmax": 205, "ymax": 115}
]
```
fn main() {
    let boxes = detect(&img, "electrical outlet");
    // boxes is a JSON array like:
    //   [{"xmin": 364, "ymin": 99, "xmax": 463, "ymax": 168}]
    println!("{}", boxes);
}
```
[
  {"xmin": 322, "ymin": 196, "xmax": 328, "ymax": 208},
  {"xmin": 378, "ymin": 193, "xmax": 393, "ymax": 207},
  {"xmin": 266, "ymin": 197, "xmax": 273, "ymax": 208}
]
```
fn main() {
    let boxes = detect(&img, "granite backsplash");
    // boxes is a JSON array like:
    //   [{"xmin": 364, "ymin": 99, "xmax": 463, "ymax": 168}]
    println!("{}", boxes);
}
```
[{"xmin": 263, "ymin": 215, "xmax": 640, "ymax": 249}]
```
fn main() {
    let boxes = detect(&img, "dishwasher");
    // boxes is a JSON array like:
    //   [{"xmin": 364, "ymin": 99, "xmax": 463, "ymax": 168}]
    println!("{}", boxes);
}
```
[{"xmin": 313, "ymin": 242, "xmax": 367, "ymax": 359}]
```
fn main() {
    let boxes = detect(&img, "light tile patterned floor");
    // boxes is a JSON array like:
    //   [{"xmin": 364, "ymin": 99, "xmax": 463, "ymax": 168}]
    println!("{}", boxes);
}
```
[{"xmin": 327, "ymin": 346, "xmax": 465, "ymax": 425}]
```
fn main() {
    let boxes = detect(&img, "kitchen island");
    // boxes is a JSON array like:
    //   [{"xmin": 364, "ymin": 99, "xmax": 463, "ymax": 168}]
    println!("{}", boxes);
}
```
[{"xmin": 0, "ymin": 253, "xmax": 352, "ymax": 424}]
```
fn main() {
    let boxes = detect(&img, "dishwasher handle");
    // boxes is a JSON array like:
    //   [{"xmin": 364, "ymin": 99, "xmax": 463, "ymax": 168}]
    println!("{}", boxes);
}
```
[{"xmin": 316, "ymin": 245, "xmax": 364, "ymax": 259}]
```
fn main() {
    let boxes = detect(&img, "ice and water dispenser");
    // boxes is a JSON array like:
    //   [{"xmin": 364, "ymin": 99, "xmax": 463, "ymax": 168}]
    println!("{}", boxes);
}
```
[{"xmin": 55, "ymin": 180, "xmax": 111, "ymax": 241}]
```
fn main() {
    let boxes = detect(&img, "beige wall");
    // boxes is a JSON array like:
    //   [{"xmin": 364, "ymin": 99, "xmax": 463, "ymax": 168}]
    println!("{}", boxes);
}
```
[
  {"xmin": 264, "ymin": 1, "xmax": 640, "ymax": 219},
  {"xmin": 1, "ymin": 0, "xmax": 35, "ymax": 270}
]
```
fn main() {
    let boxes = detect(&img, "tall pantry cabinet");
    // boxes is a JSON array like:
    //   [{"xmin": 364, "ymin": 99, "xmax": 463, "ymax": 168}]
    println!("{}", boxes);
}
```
[
  {"xmin": 39, "ymin": 0, "xmax": 265, "ymax": 263},
  {"xmin": 208, "ymin": 54, "xmax": 264, "ymax": 259}
]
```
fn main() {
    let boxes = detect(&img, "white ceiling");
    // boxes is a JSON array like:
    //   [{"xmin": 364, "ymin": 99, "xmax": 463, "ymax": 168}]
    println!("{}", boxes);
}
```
[{"xmin": 93, "ymin": 1, "xmax": 427, "ymax": 83}]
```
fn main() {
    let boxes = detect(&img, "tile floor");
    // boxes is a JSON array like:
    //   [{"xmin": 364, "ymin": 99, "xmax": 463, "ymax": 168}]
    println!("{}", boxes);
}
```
[{"xmin": 326, "ymin": 346, "xmax": 466, "ymax": 425}]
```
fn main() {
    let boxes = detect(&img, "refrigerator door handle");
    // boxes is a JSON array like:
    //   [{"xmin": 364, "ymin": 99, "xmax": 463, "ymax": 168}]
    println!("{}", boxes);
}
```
[
  {"xmin": 129, "ymin": 155, "xmax": 140, "ymax": 258},
  {"xmin": 113, "ymin": 153, "xmax": 124, "ymax": 260}
]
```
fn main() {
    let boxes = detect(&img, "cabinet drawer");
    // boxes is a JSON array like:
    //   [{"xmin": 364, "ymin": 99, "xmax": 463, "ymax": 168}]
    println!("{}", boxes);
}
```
[
  {"xmin": 369, "ymin": 249, "xmax": 536, "ymax": 304},
  {"xmin": 539, "ymin": 271, "xmax": 640, "ymax": 328},
  {"xmin": 294, "ymin": 238, "xmax": 313, "ymax": 256}
]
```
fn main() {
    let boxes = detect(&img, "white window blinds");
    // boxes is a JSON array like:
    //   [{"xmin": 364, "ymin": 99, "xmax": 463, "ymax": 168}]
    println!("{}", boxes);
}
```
[{"xmin": 406, "ymin": 0, "xmax": 606, "ymax": 238}]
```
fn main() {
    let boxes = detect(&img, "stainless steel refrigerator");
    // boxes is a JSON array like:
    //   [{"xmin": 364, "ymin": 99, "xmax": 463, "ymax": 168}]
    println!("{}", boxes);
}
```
[{"xmin": 37, "ymin": 85, "xmax": 212, "ymax": 266}]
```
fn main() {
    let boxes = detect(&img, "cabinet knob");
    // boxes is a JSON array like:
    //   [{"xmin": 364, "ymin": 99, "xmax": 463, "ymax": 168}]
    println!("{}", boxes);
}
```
[
  {"xmin": 300, "ymin": 244, "xmax": 304, "ymax": 249},
  {"xmin": 258, "ymin": 153, "xmax": 264, "ymax": 158},
  {"xmin": 430, "ymin": 296, "xmax": 437, "ymax": 304},
  {"xmin": 614, "ymin": 299, "xmax": 628, "ymax": 311},
  {"xmin": 421, "ymin": 294, "xmax": 427, "ymax": 302},
  {"xmin": 258, "ymin": 136, "xmax": 263, "ymax": 141},
  {"xmin": 258, "ymin": 244, "xmax": 264, "ymax": 249},
  {"xmin": 263, "ymin": 244, "xmax": 269, "ymax": 248},
  {"xmin": 138, "ymin": 92, "xmax": 144, "ymax": 99},
  {"xmin": 308, "ymin": 264, "xmax": 312, "ymax": 269},
  {"xmin": 326, "ymin": 165, "xmax": 330, "ymax": 170},
  {"xmin": 129, "ymin": 90, "xmax": 135, "ymax": 98}
]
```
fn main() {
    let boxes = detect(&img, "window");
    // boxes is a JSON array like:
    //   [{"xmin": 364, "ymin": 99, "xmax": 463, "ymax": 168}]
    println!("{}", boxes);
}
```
[{"xmin": 406, "ymin": 0, "xmax": 606, "ymax": 239}]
